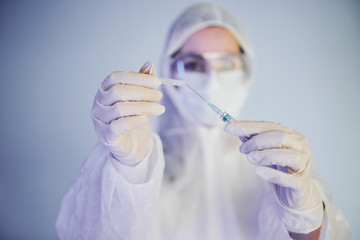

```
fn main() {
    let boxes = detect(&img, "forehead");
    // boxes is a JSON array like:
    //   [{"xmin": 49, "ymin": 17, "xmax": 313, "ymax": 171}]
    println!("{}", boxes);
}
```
[{"xmin": 180, "ymin": 26, "xmax": 240, "ymax": 54}]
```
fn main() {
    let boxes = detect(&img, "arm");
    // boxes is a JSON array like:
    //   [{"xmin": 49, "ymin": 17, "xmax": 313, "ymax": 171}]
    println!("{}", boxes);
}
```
[
  {"xmin": 224, "ymin": 121, "xmax": 350, "ymax": 239},
  {"xmin": 56, "ymin": 62, "xmax": 166, "ymax": 239},
  {"xmin": 290, "ymin": 226, "xmax": 321, "ymax": 240},
  {"xmin": 56, "ymin": 135, "xmax": 165, "ymax": 239}
]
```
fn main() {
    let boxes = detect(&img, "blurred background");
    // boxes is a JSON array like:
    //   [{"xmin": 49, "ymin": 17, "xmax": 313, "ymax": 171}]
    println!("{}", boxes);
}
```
[{"xmin": 0, "ymin": 0, "xmax": 359, "ymax": 239}]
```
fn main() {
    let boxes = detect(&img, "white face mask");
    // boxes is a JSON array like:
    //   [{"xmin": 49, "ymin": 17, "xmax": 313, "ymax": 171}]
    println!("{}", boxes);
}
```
[{"xmin": 174, "ymin": 70, "xmax": 250, "ymax": 127}]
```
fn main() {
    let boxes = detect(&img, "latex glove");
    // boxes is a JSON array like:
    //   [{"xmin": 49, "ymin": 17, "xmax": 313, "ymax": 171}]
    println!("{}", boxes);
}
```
[
  {"xmin": 91, "ymin": 61, "xmax": 165, "ymax": 165},
  {"xmin": 224, "ymin": 121, "xmax": 324, "ymax": 234}
]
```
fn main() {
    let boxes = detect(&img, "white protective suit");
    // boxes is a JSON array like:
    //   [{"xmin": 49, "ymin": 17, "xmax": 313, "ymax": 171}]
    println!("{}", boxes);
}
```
[{"xmin": 56, "ymin": 3, "xmax": 351, "ymax": 240}]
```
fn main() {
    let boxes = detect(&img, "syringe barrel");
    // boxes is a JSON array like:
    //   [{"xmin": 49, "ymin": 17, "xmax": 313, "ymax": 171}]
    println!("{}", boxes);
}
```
[{"xmin": 219, "ymin": 111, "xmax": 236, "ymax": 123}]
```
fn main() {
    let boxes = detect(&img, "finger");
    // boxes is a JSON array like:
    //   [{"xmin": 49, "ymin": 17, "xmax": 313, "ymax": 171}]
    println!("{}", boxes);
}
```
[
  {"xmin": 248, "ymin": 149, "xmax": 307, "ymax": 173},
  {"xmin": 239, "ymin": 130, "xmax": 305, "ymax": 154},
  {"xmin": 239, "ymin": 130, "xmax": 284, "ymax": 154},
  {"xmin": 239, "ymin": 136, "xmax": 251, "ymax": 143},
  {"xmin": 102, "ymin": 71, "xmax": 161, "ymax": 90},
  {"xmin": 92, "ymin": 99, "xmax": 165, "ymax": 123},
  {"xmin": 92, "ymin": 117, "xmax": 117, "ymax": 144},
  {"xmin": 139, "ymin": 61, "xmax": 157, "ymax": 76},
  {"xmin": 110, "ymin": 115, "xmax": 149, "ymax": 135},
  {"xmin": 96, "ymin": 84, "xmax": 163, "ymax": 105},
  {"xmin": 255, "ymin": 166, "xmax": 302, "ymax": 191},
  {"xmin": 224, "ymin": 121, "xmax": 294, "ymax": 139},
  {"xmin": 92, "ymin": 115, "xmax": 149, "ymax": 144}
]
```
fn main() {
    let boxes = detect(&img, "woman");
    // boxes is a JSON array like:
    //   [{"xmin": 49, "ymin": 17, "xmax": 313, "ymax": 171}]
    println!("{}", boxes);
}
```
[{"xmin": 56, "ymin": 3, "xmax": 350, "ymax": 239}]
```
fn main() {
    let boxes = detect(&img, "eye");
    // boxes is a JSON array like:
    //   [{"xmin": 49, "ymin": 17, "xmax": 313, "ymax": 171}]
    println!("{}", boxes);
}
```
[
  {"xmin": 184, "ymin": 61, "xmax": 202, "ymax": 72},
  {"xmin": 220, "ymin": 56, "xmax": 244, "ymax": 72},
  {"xmin": 222, "ymin": 61, "xmax": 235, "ymax": 71},
  {"xmin": 172, "ymin": 53, "xmax": 206, "ymax": 74}
]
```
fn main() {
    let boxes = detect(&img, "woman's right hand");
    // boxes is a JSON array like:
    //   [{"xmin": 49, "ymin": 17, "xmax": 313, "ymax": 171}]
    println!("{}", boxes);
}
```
[{"xmin": 91, "ymin": 62, "xmax": 165, "ymax": 165}]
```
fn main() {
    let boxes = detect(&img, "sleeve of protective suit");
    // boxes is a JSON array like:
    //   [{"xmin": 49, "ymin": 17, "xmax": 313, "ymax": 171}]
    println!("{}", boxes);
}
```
[
  {"xmin": 56, "ymin": 133, "xmax": 165, "ymax": 240},
  {"xmin": 256, "ymin": 173, "xmax": 351, "ymax": 240},
  {"xmin": 313, "ymin": 173, "xmax": 351, "ymax": 240}
]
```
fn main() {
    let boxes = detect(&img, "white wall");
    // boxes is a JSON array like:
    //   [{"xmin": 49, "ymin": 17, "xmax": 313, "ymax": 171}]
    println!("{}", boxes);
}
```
[{"xmin": 0, "ymin": 0, "xmax": 359, "ymax": 239}]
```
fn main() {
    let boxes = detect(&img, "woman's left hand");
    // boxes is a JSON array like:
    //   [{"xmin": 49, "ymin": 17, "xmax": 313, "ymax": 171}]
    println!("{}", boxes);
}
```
[{"xmin": 224, "ymin": 121, "xmax": 324, "ymax": 234}]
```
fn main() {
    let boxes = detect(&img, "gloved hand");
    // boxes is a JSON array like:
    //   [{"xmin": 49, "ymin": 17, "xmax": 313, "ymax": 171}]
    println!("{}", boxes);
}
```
[
  {"xmin": 224, "ymin": 121, "xmax": 324, "ymax": 234},
  {"xmin": 91, "ymin": 61, "xmax": 165, "ymax": 165}
]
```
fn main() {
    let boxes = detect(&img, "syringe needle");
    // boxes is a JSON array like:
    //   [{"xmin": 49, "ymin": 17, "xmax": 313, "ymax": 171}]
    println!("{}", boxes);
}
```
[
  {"xmin": 185, "ymin": 83, "xmax": 208, "ymax": 103},
  {"xmin": 185, "ymin": 82, "xmax": 236, "ymax": 123}
]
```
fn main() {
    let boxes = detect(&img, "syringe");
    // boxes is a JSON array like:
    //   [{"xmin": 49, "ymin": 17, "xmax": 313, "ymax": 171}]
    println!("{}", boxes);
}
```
[
  {"xmin": 159, "ymin": 77, "xmax": 236, "ymax": 123},
  {"xmin": 185, "ymin": 83, "xmax": 236, "ymax": 123}
]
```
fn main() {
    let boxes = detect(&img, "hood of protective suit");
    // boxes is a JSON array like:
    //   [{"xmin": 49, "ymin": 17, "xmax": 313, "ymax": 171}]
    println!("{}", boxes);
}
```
[{"xmin": 158, "ymin": 3, "xmax": 255, "ymax": 132}]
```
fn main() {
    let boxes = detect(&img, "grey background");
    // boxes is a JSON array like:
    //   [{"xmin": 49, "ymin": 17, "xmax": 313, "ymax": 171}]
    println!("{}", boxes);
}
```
[{"xmin": 0, "ymin": 0, "xmax": 359, "ymax": 239}]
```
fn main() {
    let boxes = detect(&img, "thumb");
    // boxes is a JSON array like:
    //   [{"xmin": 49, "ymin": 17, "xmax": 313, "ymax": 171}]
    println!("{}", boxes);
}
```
[{"xmin": 139, "ymin": 61, "xmax": 157, "ymax": 76}]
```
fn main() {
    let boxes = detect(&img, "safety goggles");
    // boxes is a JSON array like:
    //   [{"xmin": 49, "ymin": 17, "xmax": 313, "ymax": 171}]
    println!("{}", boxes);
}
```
[{"xmin": 170, "ymin": 52, "xmax": 246, "ymax": 76}]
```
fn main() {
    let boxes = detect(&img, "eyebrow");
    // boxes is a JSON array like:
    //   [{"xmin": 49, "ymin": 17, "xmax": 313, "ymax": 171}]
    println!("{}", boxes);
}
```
[
  {"xmin": 171, "ymin": 45, "xmax": 244, "ymax": 59},
  {"xmin": 171, "ymin": 48, "xmax": 182, "ymax": 59}
]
